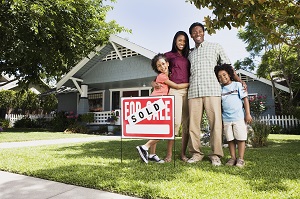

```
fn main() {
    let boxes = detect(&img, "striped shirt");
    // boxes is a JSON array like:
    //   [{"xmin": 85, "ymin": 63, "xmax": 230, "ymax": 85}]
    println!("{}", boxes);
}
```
[{"xmin": 188, "ymin": 41, "xmax": 231, "ymax": 99}]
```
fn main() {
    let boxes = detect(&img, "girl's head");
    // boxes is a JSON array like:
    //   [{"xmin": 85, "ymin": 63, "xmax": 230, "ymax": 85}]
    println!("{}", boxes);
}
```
[
  {"xmin": 171, "ymin": 31, "xmax": 190, "ymax": 58},
  {"xmin": 214, "ymin": 64, "xmax": 235, "ymax": 85},
  {"xmin": 151, "ymin": 53, "xmax": 169, "ymax": 74}
]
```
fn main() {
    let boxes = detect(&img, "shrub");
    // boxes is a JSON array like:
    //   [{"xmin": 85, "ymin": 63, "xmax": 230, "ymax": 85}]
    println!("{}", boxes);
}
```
[
  {"xmin": 50, "ymin": 111, "xmax": 76, "ymax": 132},
  {"xmin": 0, "ymin": 119, "xmax": 10, "ymax": 128},
  {"xmin": 249, "ymin": 120, "xmax": 271, "ymax": 147},
  {"xmin": 14, "ymin": 117, "xmax": 36, "ymax": 128},
  {"xmin": 79, "ymin": 113, "xmax": 94, "ymax": 123},
  {"xmin": 64, "ymin": 123, "xmax": 88, "ymax": 134}
]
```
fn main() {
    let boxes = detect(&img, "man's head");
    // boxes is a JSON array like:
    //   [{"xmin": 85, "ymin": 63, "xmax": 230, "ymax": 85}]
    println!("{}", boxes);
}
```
[{"xmin": 189, "ymin": 22, "xmax": 205, "ymax": 47}]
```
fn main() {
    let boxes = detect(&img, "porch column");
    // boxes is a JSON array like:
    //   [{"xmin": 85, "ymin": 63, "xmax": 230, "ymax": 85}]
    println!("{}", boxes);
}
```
[{"xmin": 77, "ymin": 84, "xmax": 89, "ymax": 114}]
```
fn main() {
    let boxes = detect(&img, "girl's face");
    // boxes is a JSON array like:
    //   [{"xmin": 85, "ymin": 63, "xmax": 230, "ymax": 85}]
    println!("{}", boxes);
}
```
[
  {"xmin": 176, "ymin": 35, "xmax": 186, "ymax": 52},
  {"xmin": 217, "ymin": 70, "xmax": 231, "ymax": 86},
  {"xmin": 156, "ymin": 58, "xmax": 169, "ymax": 74}
]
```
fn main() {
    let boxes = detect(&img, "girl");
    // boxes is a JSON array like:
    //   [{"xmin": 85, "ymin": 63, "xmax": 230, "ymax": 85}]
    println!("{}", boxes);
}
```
[{"xmin": 136, "ymin": 53, "xmax": 189, "ymax": 163}]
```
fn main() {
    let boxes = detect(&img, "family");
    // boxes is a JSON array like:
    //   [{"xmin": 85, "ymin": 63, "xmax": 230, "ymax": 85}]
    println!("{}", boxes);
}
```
[{"xmin": 136, "ymin": 22, "xmax": 252, "ymax": 167}]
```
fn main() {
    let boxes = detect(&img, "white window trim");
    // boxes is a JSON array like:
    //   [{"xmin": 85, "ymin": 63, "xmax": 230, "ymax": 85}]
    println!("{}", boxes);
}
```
[{"xmin": 109, "ymin": 87, "xmax": 152, "ymax": 110}]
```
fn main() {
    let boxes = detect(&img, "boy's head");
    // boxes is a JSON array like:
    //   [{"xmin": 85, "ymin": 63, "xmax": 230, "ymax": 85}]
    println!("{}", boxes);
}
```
[
  {"xmin": 214, "ymin": 64, "xmax": 235, "ymax": 85},
  {"xmin": 151, "ymin": 53, "xmax": 169, "ymax": 74}
]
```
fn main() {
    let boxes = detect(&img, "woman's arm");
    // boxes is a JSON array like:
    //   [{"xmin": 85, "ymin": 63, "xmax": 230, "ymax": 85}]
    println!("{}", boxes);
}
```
[{"xmin": 164, "ymin": 79, "xmax": 189, "ymax": 89}]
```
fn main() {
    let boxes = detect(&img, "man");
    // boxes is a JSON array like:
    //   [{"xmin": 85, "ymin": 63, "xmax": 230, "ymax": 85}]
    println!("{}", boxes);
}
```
[{"xmin": 187, "ymin": 22, "xmax": 245, "ymax": 166}]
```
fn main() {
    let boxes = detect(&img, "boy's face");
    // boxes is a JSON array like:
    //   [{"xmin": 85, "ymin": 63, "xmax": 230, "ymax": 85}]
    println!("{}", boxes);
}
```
[
  {"xmin": 156, "ymin": 58, "xmax": 169, "ymax": 74},
  {"xmin": 218, "ymin": 70, "xmax": 231, "ymax": 86}
]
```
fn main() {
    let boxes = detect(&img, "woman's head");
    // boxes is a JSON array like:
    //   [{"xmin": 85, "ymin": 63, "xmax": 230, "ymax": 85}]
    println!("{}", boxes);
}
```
[
  {"xmin": 151, "ymin": 53, "xmax": 169, "ymax": 74},
  {"xmin": 171, "ymin": 31, "xmax": 190, "ymax": 58}
]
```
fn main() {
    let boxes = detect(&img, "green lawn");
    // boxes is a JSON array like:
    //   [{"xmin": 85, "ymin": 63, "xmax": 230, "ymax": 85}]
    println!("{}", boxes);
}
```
[
  {"xmin": 0, "ymin": 132, "xmax": 299, "ymax": 199},
  {"xmin": 0, "ymin": 129, "xmax": 95, "ymax": 142}
]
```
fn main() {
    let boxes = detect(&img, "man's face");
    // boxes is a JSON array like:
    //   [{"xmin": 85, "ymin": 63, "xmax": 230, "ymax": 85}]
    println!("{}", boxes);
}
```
[{"xmin": 190, "ymin": 26, "xmax": 204, "ymax": 46}]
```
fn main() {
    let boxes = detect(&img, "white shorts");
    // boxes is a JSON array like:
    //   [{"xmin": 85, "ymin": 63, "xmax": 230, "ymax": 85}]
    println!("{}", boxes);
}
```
[{"xmin": 223, "ymin": 120, "xmax": 247, "ymax": 141}]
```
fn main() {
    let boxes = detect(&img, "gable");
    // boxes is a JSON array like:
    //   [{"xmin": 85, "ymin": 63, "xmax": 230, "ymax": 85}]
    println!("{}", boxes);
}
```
[
  {"xmin": 56, "ymin": 35, "xmax": 156, "ymax": 90},
  {"xmin": 236, "ymin": 69, "xmax": 289, "ymax": 93}
]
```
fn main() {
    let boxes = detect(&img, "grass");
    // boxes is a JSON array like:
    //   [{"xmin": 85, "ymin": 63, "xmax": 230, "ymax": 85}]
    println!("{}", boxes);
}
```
[
  {"xmin": 0, "ymin": 128, "xmax": 95, "ymax": 142},
  {"xmin": 0, "ymin": 131, "xmax": 299, "ymax": 199}
]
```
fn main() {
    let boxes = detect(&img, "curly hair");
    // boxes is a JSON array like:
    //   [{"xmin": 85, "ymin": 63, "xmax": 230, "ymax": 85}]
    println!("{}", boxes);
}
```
[
  {"xmin": 151, "ymin": 53, "xmax": 168, "ymax": 74},
  {"xmin": 214, "ymin": 64, "xmax": 235, "ymax": 81}
]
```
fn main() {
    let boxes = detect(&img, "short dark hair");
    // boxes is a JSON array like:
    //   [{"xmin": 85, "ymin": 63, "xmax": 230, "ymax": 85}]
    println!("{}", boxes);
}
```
[
  {"xmin": 214, "ymin": 64, "xmax": 235, "ymax": 81},
  {"xmin": 189, "ymin": 22, "xmax": 205, "ymax": 34},
  {"xmin": 151, "ymin": 53, "xmax": 168, "ymax": 74},
  {"xmin": 171, "ymin": 31, "xmax": 190, "ymax": 58}
]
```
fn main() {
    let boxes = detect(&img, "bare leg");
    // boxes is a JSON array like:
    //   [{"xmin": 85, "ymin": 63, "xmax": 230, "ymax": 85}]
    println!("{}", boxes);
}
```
[
  {"xmin": 165, "ymin": 140, "xmax": 174, "ymax": 162},
  {"xmin": 144, "ymin": 140, "xmax": 159, "ymax": 151},
  {"xmin": 181, "ymin": 132, "xmax": 189, "ymax": 161},
  {"xmin": 237, "ymin": 140, "xmax": 246, "ymax": 160},
  {"xmin": 149, "ymin": 143, "xmax": 157, "ymax": 155},
  {"xmin": 228, "ymin": 140, "xmax": 236, "ymax": 159}
]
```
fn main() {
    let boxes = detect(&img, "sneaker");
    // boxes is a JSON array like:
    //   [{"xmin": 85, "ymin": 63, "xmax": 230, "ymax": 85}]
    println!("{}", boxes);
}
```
[
  {"xmin": 186, "ymin": 157, "xmax": 200, "ymax": 163},
  {"xmin": 225, "ymin": 158, "xmax": 236, "ymax": 166},
  {"xmin": 136, "ymin": 146, "xmax": 148, "ymax": 163},
  {"xmin": 210, "ymin": 155, "xmax": 222, "ymax": 166},
  {"xmin": 236, "ymin": 158, "xmax": 245, "ymax": 168},
  {"xmin": 148, "ymin": 154, "xmax": 165, "ymax": 163}
]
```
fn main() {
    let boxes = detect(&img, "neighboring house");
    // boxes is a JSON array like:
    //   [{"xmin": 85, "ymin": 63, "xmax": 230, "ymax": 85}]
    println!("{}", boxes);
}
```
[
  {"xmin": 0, "ymin": 73, "xmax": 47, "ymax": 94},
  {"xmin": 56, "ymin": 35, "xmax": 290, "ymax": 116}
]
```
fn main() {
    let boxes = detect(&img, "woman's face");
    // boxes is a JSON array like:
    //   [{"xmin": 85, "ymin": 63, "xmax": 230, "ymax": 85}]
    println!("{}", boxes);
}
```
[{"xmin": 176, "ymin": 35, "xmax": 186, "ymax": 52}]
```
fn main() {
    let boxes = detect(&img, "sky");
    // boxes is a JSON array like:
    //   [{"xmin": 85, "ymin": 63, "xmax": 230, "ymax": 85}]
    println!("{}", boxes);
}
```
[{"xmin": 105, "ymin": 0, "xmax": 249, "ymax": 63}]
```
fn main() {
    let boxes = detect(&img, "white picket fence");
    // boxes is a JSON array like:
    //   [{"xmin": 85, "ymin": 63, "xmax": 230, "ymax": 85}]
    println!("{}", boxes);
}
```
[
  {"xmin": 5, "ymin": 114, "xmax": 56, "ymax": 126},
  {"xmin": 4, "ymin": 109, "xmax": 121, "ymax": 127},
  {"xmin": 4, "ymin": 112, "xmax": 299, "ymax": 129},
  {"xmin": 258, "ymin": 114, "xmax": 300, "ymax": 128}
]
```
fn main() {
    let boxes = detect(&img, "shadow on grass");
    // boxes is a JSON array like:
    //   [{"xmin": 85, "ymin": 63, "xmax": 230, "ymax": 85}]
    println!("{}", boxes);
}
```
[{"xmin": 2, "ymin": 137, "xmax": 299, "ymax": 198}]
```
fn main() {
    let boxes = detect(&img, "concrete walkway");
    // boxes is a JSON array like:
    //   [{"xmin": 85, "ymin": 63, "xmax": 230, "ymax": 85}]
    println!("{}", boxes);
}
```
[{"xmin": 0, "ymin": 136, "xmax": 140, "ymax": 199}]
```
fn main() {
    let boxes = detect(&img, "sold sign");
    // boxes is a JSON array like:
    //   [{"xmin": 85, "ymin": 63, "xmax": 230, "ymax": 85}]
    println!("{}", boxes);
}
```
[{"xmin": 121, "ymin": 96, "xmax": 174, "ymax": 139}]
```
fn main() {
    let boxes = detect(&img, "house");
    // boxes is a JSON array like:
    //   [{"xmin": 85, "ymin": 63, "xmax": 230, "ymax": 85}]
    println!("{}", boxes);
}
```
[{"xmin": 55, "ymin": 35, "xmax": 290, "ymax": 117}]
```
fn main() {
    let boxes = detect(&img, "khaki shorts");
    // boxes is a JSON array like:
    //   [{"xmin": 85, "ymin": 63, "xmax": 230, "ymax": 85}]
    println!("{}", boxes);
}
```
[{"xmin": 223, "ymin": 120, "xmax": 247, "ymax": 141}]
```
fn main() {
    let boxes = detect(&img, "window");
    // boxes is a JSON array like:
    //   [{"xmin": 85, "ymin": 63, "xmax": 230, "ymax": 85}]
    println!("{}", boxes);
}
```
[{"xmin": 88, "ymin": 92, "xmax": 103, "ymax": 112}]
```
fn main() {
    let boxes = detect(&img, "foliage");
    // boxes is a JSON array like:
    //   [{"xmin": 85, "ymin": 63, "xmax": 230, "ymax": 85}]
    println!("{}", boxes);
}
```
[
  {"xmin": 14, "ymin": 117, "xmax": 36, "ymax": 128},
  {"xmin": 0, "ymin": 90, "xmax": 16, "ymax": 111},
  {"xmin": 50, "ymin": 111, "xmax": 76, "ymax": 132},
  {"xmin": 236, "ymin": 23, "xmax": 300, "ymax": 115},
  {"xmin": 79, "ymin": 113, "xmax": 94, "ymax": 123},
  {"xmin": 64, "ymin": 123, "xmax": 88, "ymax": 134},
  {"xmin": 0, "ymin": 134, "xmax": 300, "ymax": 198},
  {"xmin": 0, "ymin": 90, "xmax": 57, "ymax": 114},
  {"xmin": 0, "ymin": 119, "xmax": 10, "ymax": 128},
  {"xmin": 249, "ymin": 95, "xmax": 268, "ymax": 118},
  {"xmin": 0, "ymin": 0, "xmax": 129, "ymax": 86},
  {"xmin": 186, "ymin": 0, "xmax": 300, "ymax": 48},
  {"xmin": 106, "ymin": 110, "xmax": 118, "ymax": 123},
  {"xmin": 250, "ymin": 120, "xmax": 271, "ymax": 147}
]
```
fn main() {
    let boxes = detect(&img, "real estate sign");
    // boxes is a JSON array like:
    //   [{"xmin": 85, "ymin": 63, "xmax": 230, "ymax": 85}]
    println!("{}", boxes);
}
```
[{"xmin": 121, "ymin": 96, "xmax": 174, "ymax": 139}]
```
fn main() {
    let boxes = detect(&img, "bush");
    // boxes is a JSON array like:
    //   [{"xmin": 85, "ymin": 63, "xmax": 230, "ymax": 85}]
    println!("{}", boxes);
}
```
[
  {"xmin": 250, "ymin": 120, "xmax": 271, "ymax": 147},
  {"xmin": 0, "ymin": 119, "xmax": 10, "ymax": 128},
  {"xmin": 64, "ymin": 123, "xmax": 88, "ymax": 134},
  {"xmin": 79, "ymin": 113, "xmax": 94, "ymax": 123},
  {"xmin": 14, "ymin": 117, "xmax": 36, "ymax": 128},
  {"xmin": 50, "ymin": 111, "xmax": 75, "ymax": 132}
]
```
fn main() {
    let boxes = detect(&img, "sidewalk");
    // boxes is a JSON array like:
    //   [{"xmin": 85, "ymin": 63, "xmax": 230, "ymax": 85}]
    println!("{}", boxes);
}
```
[{"xmin": 0, "ymin": 136, "xmax": 140, "ymax": 199}]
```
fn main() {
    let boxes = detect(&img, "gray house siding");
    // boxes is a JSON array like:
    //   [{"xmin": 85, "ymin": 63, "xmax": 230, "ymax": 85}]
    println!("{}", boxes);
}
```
[
  {"xmin": 246, "ymin": 81, "xmax": 275, "ymax": 116},
  {"xmin": 83, "ymin": 55, "xmax": 156, "ymax": 85},
  {"xmin": 57, "ymin": 93, "xmax": 78, "ymax": 113}
]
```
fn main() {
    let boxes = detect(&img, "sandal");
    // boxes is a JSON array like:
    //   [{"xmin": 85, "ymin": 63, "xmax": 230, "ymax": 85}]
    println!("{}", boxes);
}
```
[
  {"xmin": 181, "ymin": 156, "xmax": 189, "ymax": 162},
  {"xmin": 164, "ymin": 157, "xmax": 172, "ymax": 162}
]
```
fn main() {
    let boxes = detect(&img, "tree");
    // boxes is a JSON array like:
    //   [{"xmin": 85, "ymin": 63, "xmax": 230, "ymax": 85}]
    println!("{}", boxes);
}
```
[
  {"xmin": 236, "ymin": 23, "xmax": 300, "ymax": 115},
  {"xmin": 0, "ymin": 0, "xmax": 128, "ymax": 86},
  {"xmin": 186, "ymin": 0, "xmax": 300, "ymax": 47}
]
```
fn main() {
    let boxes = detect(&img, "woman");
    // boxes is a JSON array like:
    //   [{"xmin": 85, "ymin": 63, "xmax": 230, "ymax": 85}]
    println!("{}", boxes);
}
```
[{"xmin": 152, "ymin": 31, "xmax": 190, "ymax": 162}]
